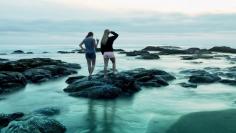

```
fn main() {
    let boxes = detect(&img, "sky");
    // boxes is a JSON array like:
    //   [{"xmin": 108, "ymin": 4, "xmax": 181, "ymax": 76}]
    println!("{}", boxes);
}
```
[{"xmin": 0, "ymin": 0, "xmax": 236, "ymax": 47}]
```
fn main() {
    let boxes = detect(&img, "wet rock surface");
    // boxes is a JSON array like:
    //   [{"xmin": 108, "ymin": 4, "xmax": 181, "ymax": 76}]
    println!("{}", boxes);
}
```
[
  {"xmin": 0, "ymin": 58, "xmax": 81, "ymax": 94},
  {"xmin": 64, "ymin": 68, "xmax": 175, "ymax": 99},
  {"xmin": 0, "ymin": 71, "xmax": 27, "ymax": 94},
  {"xmin": 180, "ymin": 66, "xmax": 236, "ymax": 85},
  {"xmin": 167, "ymin": 109, "xmax": 236, "ymax": 133},
  {"xmin": 209, "ymin": 46, "xmax": 236, "ymax": 54},
  {"xmin": 1, "ymin": 107, "xmax": 66, "ymax": 133},
  {"xmin": 11, "ymin": 50, "xmax": 25, "ymax": 54},
  {"xmin": 121, "ymin": 50, "xmax": 160, "ymax": 60},
  {"xmin": 179, "ymin": 82, "xmax": 197, "ymax": 88},
  {"xmin": 142, "ymin": 46, "xmax": 211, "ymax": 55},
  {"xmin": 58, "ymin": 48, "xmax": 125, "ymax": 54},
  {"xmin": 181, "ymin": 54, "xmax": 214, "ymax": 60},
  {"xmin": 0, "ymin": 58, "xmax": 9, "ymax": 62}
]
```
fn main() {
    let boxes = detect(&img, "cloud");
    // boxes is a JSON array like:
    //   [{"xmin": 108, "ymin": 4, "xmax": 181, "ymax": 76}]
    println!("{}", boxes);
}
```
[{"xmin": 0, "ymin": 13, "xmax": 236, "ymax": 34}]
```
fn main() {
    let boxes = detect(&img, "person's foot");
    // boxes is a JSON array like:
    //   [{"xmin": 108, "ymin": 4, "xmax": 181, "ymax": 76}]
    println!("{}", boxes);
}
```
[
  {"xmin": 113, "ymin": 69, "xmax": 118, "ymax": 74},
  {"xmin": 88, "ymin": 75, "xmax": 92, "ymax": 80},
  {"xmin": 104, "ymin": 75, "xmax": 108, "ymax": 80}
]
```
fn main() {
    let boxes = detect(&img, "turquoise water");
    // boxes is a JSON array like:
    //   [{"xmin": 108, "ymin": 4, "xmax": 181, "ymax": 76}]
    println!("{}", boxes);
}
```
[{"xmin": 0, "ymin": 51, "xmax": 236, "ymax": 133}]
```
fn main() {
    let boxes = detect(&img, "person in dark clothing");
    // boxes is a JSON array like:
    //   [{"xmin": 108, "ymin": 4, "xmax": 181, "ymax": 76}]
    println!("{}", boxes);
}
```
[
  {"xmin": 101, "ymin": 29, "xmax": 119, "ymax": 79},
  {"xmin": 79, "ymin": 32, "xmax": 99, "ymax": 80}
]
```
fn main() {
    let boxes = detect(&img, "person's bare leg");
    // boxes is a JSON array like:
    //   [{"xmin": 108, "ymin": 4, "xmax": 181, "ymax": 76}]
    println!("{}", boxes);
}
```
[
  {"xmin": 86, "ymin": 58, "xmax": 92, "ymax": 76},
  {"xmin": 110, "ymin": 57, "xmax": 116, "ymax": 74},
  {"xmin": 104, "ymin": 58, "xmax": 109, "ymax": 79},
  {"xmin": 91, "ymin": 58, "xmax": 96, "ymax": 75}
]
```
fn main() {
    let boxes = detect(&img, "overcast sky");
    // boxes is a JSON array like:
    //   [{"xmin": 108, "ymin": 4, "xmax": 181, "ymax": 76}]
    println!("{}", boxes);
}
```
[{"xmin": 0, "ymin": 0, "xmax": 236, "ymax": 46}]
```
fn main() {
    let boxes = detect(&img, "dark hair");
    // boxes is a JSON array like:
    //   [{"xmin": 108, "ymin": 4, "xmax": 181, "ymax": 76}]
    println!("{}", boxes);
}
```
[{"xmin": 86, "ymin": 32, "xmax": 93, "ymax": 38}]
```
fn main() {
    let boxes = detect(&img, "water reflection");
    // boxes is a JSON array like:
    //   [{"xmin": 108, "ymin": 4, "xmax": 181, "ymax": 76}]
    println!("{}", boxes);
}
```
[{"xmin": 86, "ymin": 100, "xmax": 117, "ymax": 133}]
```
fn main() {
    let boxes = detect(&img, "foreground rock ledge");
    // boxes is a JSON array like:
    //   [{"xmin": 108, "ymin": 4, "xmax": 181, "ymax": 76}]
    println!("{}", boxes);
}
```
[
  {"xmin": 167, "ymin": 109, "xmax": 236, "ymax": 133},
  {"xmin": 0, "ymin": 107, "xmax": 66, "ymax": 133},
  {"xmin": 0, "ymin": 58, "xmax": 81, "ymax": 94},
  {"xmin": 64, "ymin": 68, "xmax": 175, "ymax": 99}
]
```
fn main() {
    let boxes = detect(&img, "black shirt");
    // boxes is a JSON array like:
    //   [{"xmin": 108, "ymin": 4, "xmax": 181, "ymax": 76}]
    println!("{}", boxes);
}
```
[{"xmin": 101, "ymin": 31, "xmax": 119, "ymax": 54}]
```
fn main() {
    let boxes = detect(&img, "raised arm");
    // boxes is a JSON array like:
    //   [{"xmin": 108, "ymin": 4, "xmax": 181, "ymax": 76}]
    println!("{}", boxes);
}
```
[{"xmin": 110, "ymin": 31, "xmax": 119, "ymax": 40}]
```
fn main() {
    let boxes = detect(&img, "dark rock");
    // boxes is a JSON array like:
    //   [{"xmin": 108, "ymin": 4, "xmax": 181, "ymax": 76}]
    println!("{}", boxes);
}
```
[
  {"xmin": 2, "ymin": 108, "xmax": 65, "ymax": 133},
  {"xmin": 189, "ymin": 74, "xmax": 221, "ymax": 83},
  {"xmin": 0, "ymin": 112, "xmax": 24, "ymax": 128},
  {"xmin": 126, "ymin": 50, "xmax": 150, "ymax": 56},
  {"xmin": 137, "ymin": 53, "xmax": 160, "ymax": 60},
  {"xmin": 42, "ymin": 52, "xmax": 49, "ymax": 54},
  {"xmin": 180, "ymin": 69, "xmax": 221, "ymax": 84},
  {"xmin": 142, "ymin": 46, "xmax": 212, "ymax": 55},
  {"xmin": 0, "ymin": 53, "xmax": 7, "ymax": 55},
  {"xmin": 220, "ymin": 79, "xmax": 236, "ymax": 86},
  {"xmin": 0, "ymin": 58, "xmax": 81, "ymax": 92},
  {"xmin": 33, "ymin": 107, "xmax": 60, "ymax": 116},
  {"xmin": 142, "ymin": 46, "xmax": 181, "ymax": 51},
  {"xmin": 4, "ymin": 115, "xmax": 66, "ymax": 133},
  {"xmin": 64, "ymin": 68, "xmax": 175, "ymax": 99},
  {"xmin": 11, "ymin": 50, "xmax": 24, "ymax": 54},
  {"xmin": 66, "ymin": 76, "xmax": 86, "ymax": 84},
  {"xmin": 181, "ymin": 54, "xmax": 214, "ymax": 60},
  {"xmin": 179, "ymin": 82, "xmax": 197, "ymax": 88},
  {"xmin": 0, "ymin": 58, "xmax": 9, "ymax": 63},
  {"xmin": 209, "ymin": 46, "xmax": 236, "ymax": 54},
  {"xmin": 167, "ymin": 109, "xmax": 236, "ymax": 133},
  {"xmin": 57, "ymin": 51, "xmax": 75, "ymax": 54},
  {"xmin": 23, "ymin": 68, "xmax": 52, "ymax": 83},
  {"xmin": 26, "ymin": 52, "xmax": 33, "ymax": 54},
  {"xmin": 0, "ymin": 71, "xmax": 27, "ymax": 94}
]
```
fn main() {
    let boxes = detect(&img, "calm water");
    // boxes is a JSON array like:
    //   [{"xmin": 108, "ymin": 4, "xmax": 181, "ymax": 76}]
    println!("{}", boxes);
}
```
[{"xmin": 0, "ymin": 50, "xmax": 236, "ymax": 133}]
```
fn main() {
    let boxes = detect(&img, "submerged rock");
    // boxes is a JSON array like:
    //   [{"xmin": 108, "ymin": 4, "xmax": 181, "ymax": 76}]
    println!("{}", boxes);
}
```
[
  {"xmin": 64, "ymin": 68, "xmax": 175, "ymax": 99},
  {"xmin": 209, "ymin": 46, "xmax": 236, "ymax": 54},
  {"xmin": 179, "ymin": 82, "xmax": 197, "ymax": 88},
  {"xmin": 167, "ymin": 109, "xmax": 236, "ymax": 133}
]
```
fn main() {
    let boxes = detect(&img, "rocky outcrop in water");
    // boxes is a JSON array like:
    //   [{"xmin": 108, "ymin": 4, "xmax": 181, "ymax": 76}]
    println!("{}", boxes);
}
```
[
  {"xmin": 180, "ymin": 66, "xmax": 236, "ymax": 85},
  {"xmin": 179, "ymin": 82, "xmax": 197, "ymax": 88},
  {"xmin": 0, "ymin": 71, "xmax": 27, "ymax": 94},
  {"xmin": 11, "ymin": 50, "xmax": 25, "ymax": 54},
  {"xmin": 122, "ymin": 50, "xmax": 160, "ymax": 60},
  {"xmin": 64, "ymin": 68, "xmax": 175, "ymax": 99},
  {"xmin": 58, "ymin": 48, "xmax": 125, "ymax": 54},
  {"xmin": 1, "ymin": 107, "xmax": 66, "ymax": 133},
  {"xmin": 181, "ymin": 54, "xmax": 214, "ymax": 60},
  {"xmin": 0, "ymin": 58, "xmax": 81, "ymax": 94},
  {"xmin": 180, "ymin": 69, "xmax": 221, "ymax": 84},
  {"xmin": 209, "ymin": 46, "xmax": 236, "ymax": 54},
  {"xmin": 167, "ymin": 109, "xmax": 236, "ymax": 133},
  {"xmin": 0, "ymin": 58, "xmax": 9, "ymax": 63},
  {"xmin": 142, "ymin": 46, "xmax": 211, "ymax": 55}
]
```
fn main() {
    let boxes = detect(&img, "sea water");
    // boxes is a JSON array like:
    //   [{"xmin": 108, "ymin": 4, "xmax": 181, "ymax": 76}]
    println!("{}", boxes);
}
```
[{"xmin": 0, "ymin": 49, "xmax": 236, "ymax": 133}]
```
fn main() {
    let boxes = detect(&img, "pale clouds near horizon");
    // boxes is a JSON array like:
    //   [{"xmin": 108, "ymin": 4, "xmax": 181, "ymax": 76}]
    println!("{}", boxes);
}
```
[{"xmin": 1, "ymin": 0, "xmax": 236, "ymax": 20}]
